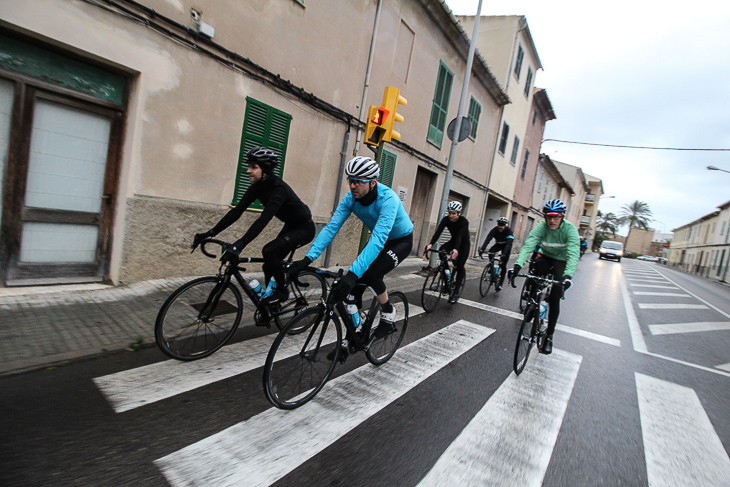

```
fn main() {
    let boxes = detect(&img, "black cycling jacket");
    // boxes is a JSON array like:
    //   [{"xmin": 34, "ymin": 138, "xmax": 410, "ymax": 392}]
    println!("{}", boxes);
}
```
[
  {"xmin": 210, "ymin": 175, "xmax": 312, "ymax": 250},
  {"xmin": 430, "ymin": 215, "xmax": 470, "ymax": 251}
]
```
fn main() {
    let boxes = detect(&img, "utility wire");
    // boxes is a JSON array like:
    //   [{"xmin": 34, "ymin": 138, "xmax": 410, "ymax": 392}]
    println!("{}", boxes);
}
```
[{"xmin": 542, "ymin": 139, "xmax": 730, "ymax": 151}]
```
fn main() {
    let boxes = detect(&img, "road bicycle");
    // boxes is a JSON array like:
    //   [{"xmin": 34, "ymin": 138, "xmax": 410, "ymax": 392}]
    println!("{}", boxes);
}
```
[
  {"xmin": 509, "ymin": 271, "xmax": 564, "ymax": 375},
  {"xmin": 155, "ymin": 238, "xmax": 327, "ymax": 361},
  {"xmin": 478, "ymin": 251, "xmax": 503, "ymax": 296},
  {"xmin": 420, "ymin": 249, "xmax": 464, "ymax": 312},
  {"xmin": 263, "ymin": 268, "xmax": 409, "ymax": 409}
]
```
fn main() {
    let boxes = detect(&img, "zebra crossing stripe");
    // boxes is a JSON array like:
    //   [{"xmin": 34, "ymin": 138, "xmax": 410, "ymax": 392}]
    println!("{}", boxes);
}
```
[
  {"xmin": 638, "ymin": 303, "xmax": 709, "ymax": 310},
  {"xmin": 417, "ymin": 348, "xmax": 582, "ymax": 487},
  {"xmin": 155, "ymin": 320, "xmax": 495, "ymax": 487},
  {"xmin": 636, "ymin": 373, "xmax": 730, "ymax": 486},
  {"xmin": 94, "ymin": 305, "xmax": 424, "ymax": 413}
]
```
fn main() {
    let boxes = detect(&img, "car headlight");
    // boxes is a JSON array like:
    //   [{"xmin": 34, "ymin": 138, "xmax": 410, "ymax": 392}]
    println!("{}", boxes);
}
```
[
  {"xmin": 599, "ymin": 248, "xmax": 606, "ymax": 253},
  {"xmin": 617, "ymin": 251, "xmax": 623, "ymax": 257}
]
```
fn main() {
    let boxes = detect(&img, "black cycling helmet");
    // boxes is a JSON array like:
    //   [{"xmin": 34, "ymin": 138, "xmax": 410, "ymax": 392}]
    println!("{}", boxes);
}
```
[
  {"xmin": 247, "ymin": 146, "xmax": 279, "ymax": 172},
  {"xmin": 497, "ymin": 217, "xmax": 509, "ymax": 226}
]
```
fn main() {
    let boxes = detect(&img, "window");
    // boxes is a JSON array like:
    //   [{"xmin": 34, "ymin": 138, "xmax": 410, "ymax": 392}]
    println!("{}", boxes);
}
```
[
  {"xmin": 498, "ymin": 122, "xmax": 510, "ymax": 154},
  {"xmin": 234, "ymin": 98, "xmax": 292, "ymax": 206},
  {"xmin": 467, "ymin": 96, "xmax": 481, "ymax": 140},
  {"xmin": 520, "ymin": 150, "xmax": 530, "ymax": 179},
  {"xmin": 511, "ymin": 211, "xmax": 518, "ymax": 229},
  {"xmin": 524, "ymin": 67, "xmax": 533, "ymax": 97},
  {"xmin": 532, "ymin": 109, "xmax": 538, "ymax": 126},
  {"xmin": 526, "ymin": 217, "xmax": 535, "ymax": 235},
  {"xmin": 514, "ymin": 45, "xmax": 524, "ymax": 80},
  {"xmin": 427, "ymin": 61, "xmax": 454, "ymax": 147},
  {"xmin": 510, "ymin": 136, "xmax": 520, "ymax": 165},
  {"xmin": 536, "ymin": 170, "xmax": 544, "ymax": 192},
  {"xmin": 379, "ymin": 149, "xmax": 397, "ymax": 188}
]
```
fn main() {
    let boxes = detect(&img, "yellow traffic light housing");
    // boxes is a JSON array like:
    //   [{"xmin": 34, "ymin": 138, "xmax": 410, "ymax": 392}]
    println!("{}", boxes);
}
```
[
  {"xmin": 381, "ymin": 86, "xmax": 407, "ymax": 142},
  {"xmin": 365, "ymin": 105, "xmax": 389, "ymax": 146}
]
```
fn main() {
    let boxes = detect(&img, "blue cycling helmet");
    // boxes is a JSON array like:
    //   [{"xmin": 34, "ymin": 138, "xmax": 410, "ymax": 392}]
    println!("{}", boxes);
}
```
[{"xmin": 543, "ymin": 199, "xmax": 567, "ymax": 215}]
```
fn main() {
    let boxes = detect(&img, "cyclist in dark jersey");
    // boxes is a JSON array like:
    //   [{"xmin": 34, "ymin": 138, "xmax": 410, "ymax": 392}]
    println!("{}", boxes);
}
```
[
  {"xmin": 191, "ymin": 146, "xmax": 315, "ymax": 304},
  {"xmin": 478, "ymin": 216, "xmax": 514, "ymax": 290},
  {"xmin": 424, "ymin": 201, "xmax": 470, "ymax": 303}
]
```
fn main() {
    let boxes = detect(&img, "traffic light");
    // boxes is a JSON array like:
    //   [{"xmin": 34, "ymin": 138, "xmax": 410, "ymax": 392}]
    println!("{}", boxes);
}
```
[
  {"xmin": 365, "ymin": 105, "xmax": 389, "ymax": 146},
  {"xmin": 381, "ymin": 86, "xmax": 407, "ymax": 142}
]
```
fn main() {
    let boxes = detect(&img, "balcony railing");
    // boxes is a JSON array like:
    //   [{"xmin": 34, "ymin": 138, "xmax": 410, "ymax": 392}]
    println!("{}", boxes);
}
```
[
  {"xmin": 585, "ymin": 194, "xmax": 596, "ymax": 202},
  {"xmin": 580, "ymin": 215, "xmax": 592, "ymax": 224}
]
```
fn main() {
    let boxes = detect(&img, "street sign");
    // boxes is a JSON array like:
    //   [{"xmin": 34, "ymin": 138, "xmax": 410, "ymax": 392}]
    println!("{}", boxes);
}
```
[{"xmin": 447, "ymin": 116, "xmax": 472, "ymax": 142}]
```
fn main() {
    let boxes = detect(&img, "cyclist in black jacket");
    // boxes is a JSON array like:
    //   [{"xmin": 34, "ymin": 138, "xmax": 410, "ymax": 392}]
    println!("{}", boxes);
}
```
[
  {"xmin": 191, "ymin": 146, "xmax": 315, "ymax": 304},
  {"xmin": 478, "ymin": 216, "xmax": 514, "ymax": 290},
  {"xmin": 424, "ymin": 201, "xmax": 470, "ymax": 303}
]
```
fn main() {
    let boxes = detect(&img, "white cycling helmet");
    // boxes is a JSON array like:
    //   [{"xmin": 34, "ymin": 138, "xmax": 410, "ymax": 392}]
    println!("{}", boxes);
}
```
[
  {"xmin": 346, "ymin": 156, "xmax": 380, "ymax": 180},
  {"xmin": 447, "ymin": 201, "xmax": 462, "ymax": 213}
]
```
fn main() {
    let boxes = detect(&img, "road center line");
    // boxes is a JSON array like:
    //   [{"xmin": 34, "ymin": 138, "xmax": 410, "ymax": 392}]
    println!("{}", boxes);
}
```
[
  {"xmin": 155, "ymin": 320, "xmax": 495, "ymax": 487},
  {"xmin": 418, "ymin": 348, "xmax": 582, "ymax": 487}
]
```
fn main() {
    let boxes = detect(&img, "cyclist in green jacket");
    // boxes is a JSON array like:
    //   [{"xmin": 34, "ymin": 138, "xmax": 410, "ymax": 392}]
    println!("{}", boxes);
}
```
[{"xmin": 508, "ymin": 199, "xmax": 580, "ymax": 354}]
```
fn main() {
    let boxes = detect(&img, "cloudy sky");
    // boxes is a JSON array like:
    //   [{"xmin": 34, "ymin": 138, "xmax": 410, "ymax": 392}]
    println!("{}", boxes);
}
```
[{"xmin": 445, "ymin": 0, "xmax": 730, "ymax": 234}]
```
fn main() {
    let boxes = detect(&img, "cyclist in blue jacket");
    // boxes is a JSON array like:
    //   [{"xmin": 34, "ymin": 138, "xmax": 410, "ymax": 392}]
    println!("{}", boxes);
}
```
[{"xmin": 288, "ymin": 156, "xmax": 413, "ymax": 339}]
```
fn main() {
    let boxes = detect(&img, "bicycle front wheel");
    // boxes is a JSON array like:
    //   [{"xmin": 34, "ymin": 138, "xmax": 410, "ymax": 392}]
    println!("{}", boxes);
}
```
[
  {"xmin": 513, "ymin": 304, "xmax": 537, "ymax": 375},
  {"xmin": 421, "ymin": 268, "xmax": 444, "ymax": 312},
  {"xmin": 263, "ymin": 306, "xmax": 341, "ymax": 409},
  {"xmin": 519, "ymin": 279, "xmax": 532, "ymax": 312},
  {"xmin": 155, "ymin": 276, "xmax": 243, "ymax": 361},
  {"xmin": 366, "ymin": 291, "xmax": 409, "ymax": 365},
  {"xmin": 273, "ymin": 270, "xmax": 328, "ymax": 332},
  {"xmin": 479, "ymin": 263, "xmax": 493, "ymax": 297}
]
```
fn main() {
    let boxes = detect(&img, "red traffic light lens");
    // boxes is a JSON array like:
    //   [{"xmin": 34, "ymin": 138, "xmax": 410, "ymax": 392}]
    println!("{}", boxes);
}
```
[{"xmin": 371, "ymin": 107, "xmax": 389, "ymax": 125}]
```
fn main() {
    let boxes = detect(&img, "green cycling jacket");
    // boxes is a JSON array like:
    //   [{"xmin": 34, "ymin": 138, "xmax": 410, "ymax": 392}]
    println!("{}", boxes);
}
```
[{"xmin": 514, "ymin": 219, "xmax": 581, "ymax": 278}]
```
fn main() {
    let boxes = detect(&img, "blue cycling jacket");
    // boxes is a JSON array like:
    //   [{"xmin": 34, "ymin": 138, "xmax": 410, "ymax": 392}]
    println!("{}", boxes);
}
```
[{"xmin": 306, "ymin": 182, "xmax": 413, "ymax": 277}]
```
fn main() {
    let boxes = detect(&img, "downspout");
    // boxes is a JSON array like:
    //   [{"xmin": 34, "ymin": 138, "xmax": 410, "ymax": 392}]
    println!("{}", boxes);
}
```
[
  {"xmin": 324, "ymin": 119, "xmax": 352, "ymax": 266},
  {"xmin": 475, "ymin": 16, "xmax": 528, "ymax": 252},
  {"xmin": 353, "ymin": 0, "xmax": 383, "ymax": 156}
]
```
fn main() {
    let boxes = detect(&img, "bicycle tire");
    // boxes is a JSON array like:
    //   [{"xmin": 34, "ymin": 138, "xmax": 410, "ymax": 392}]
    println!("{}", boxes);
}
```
[
  {"xmin": 366, "ymin": 291, "xmax": 409, "ymax": 365},
  {"xmin": 155, "ymin": 276, "xmax": 243, "ymax": 361},
  {"xmin": 421, "ymin": 267, "xmax": 445, "ymax": 312},
  {"xmin": 519, "ymin": 279, "xmax": 531, "ymax": 312},
  {"xmin": 513, "ymin": 304, "xmax": 537, "ymax": 375},
  {"xmin": 479, "ymin": 263, "xmax": 493, "ymax": 297},
  {"xmin": 272, "ymin": 271, "xmax": 327, "ymax": 332},
  {"xmin": 263, "ymin": 305, "xmax": 341, "ymax": 409}
]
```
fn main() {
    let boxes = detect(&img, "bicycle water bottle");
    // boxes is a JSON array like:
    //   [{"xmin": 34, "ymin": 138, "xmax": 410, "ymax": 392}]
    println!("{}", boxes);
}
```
[
  {"xmin": 444, "ymin": 268, "xmax": 451, "ymax": 281},
  {"xmin": 249, "ymin": 279, "xmax": 265, "ymax": 298},
  {"xmin": 540, "ymin": 303, "xmax": 548, "ymax": 320},
  {"xmin": 345, "ymin": 294, "xmax": 361, "ymax": 328}
]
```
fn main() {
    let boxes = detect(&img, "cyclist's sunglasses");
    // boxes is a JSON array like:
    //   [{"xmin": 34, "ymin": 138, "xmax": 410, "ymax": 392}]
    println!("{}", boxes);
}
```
[
  {"xmin": 545, "ymin": 213, "xmax": 564, "ymax": 220},
  {"xmin": 348, "ymin": 178, "xmax": 375, "ymax": 185}
]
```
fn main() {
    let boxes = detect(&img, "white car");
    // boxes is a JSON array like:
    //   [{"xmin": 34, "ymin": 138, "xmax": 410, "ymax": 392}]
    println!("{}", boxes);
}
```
[
  {"xmin": 598, "ymin": 241, "xmax": 624, "ymax": 262},
  {"xmin": 637, "ymin": 255, "xmax": 659, "ymax": 262}
]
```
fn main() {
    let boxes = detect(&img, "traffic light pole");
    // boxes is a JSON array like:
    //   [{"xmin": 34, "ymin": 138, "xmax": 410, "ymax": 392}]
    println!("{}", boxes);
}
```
[{"xmin": 358, "ymin": 142, "xmax": 385, "ymax": 251}]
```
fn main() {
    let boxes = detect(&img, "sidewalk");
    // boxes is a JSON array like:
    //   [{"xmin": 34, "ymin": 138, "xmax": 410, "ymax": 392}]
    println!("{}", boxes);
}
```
[{"xmin": 0, "ymin": 257, "xmax": 485, "ymax": 375}]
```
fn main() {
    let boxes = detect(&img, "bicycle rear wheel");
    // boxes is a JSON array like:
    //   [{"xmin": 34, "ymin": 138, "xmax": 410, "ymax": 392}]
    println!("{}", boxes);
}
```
[
  {"xmin": 366, "ymin": 291, "xmax": 409, "ymax": 365},
  {"xmin": 479, "ymin": 263, "xmax": 493, "ymax": 296},
  {"xmin": 272, "ymin": 271, "xmax": 327, "ymax": 332},
  {"xmin": 263, "ymin": 306, "xmax": 341, "ymax": 409},
  {"xmin": 513, "ymin": 304, "xmax": 537, "ymax": 375},
  {"xmin": 155, "ymin": 276, "xmax": 243, "ymax": 361},
  {"xmin": 421, "ymin": 268, "xmax": 445, "ymax": 312}
]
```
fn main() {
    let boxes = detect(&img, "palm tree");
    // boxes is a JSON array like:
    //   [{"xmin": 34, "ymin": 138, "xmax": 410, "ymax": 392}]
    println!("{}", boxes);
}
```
[
  {"xmin": 618, "ymin": 200, "xmax": 653, "ymax": 253},
  {"xmin": 596, "ymin": 211, "xmax": 620, "ymax": 238}
]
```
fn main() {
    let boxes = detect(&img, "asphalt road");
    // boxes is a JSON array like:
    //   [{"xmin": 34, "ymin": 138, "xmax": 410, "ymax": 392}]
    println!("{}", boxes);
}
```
[{"xmin": 1, "ymin": 254, "xmax": 729, "ymax": 486}]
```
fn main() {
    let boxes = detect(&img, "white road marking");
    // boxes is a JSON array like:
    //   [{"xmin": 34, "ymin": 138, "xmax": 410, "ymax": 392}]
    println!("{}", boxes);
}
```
[
  {"xmin": 459, "ymin": 298, "xmax": 620, "ymax": 347},
  {"xmin": 636, "ymin": 373, "xmax": 730, "ymax": 486},
  {"xmin": 155, "ymin": 320, "xmax": 495, "ymax": 487},
  {"xmin": 717, "ymin": 363, "xmax": 730, "ymax": 372},
  {"xmin": 629, "ymin": 284, "xmax": 679, "ymax": 289},
  {"xmin": 627, "ymin": 277, "xmax": 668, "ymax": 282},
  {"xmin": 418, "ymin": 349, "xmax": 582, "ymax": 487},
  {"xmin": 620, "ymin": 272, "xmax": 648, "ymax": 353},
  {"xmin": 95, "ymin": 304, "xmax": 424, "ymax": 413},
  {"xmin": 638, "ymin": 303, "xmax": 709, "ymax": 310},
  {"xmin": 632, "ymin": 292, "xmax": 691, "ymax": 297},
  {"xmin": 648, "ymin": 322, "xmax": 730, "ymax": 335},
  {"xmin": 652, "ymin": 268, "xmax": 730, "ymax": 321}
]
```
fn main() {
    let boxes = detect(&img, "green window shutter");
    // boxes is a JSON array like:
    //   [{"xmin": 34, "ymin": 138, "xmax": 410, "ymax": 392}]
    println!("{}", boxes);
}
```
[
  {"xmin": 233, "ymin": 98, "xmax": 292, "ymax": 207},
  {"xmin": 379, "ymin": 150, "xmax": 397, "ymax": 188},
  {"xmin": 427, "ymin": 62, "xmax": 453, "ymax": 147},
  {"xmin": 467, "ymin": 96, "xmax": 481, "ymax": 140}
]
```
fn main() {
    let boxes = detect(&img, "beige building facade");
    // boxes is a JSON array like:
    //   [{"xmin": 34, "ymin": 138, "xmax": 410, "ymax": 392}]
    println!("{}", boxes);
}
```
[{"xmin": 0, "ymin": 0, "xmax": 511, "ymax": 286}]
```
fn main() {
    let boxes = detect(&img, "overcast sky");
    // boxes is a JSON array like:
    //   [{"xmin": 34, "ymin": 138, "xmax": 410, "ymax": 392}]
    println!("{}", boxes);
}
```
[{"xmin": 445, "ymin": 0, "xmax": 730, "ymax": 235}]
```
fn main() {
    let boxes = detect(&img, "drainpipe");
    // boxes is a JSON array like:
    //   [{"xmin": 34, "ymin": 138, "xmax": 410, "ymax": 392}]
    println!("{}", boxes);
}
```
[
  {"xmin": 476, "ymin": 16, "xmax": 528, "ymax": 252},
  {"xmin": 324, "ymin": 121, "xmax": 351, "ymax": 267},
  {"xmin": 353, "ymin": 0, "xmax": 383, "ymax": 156}
]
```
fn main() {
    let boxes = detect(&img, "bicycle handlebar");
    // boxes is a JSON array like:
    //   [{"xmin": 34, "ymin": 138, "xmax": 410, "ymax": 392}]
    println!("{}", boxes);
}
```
[
  {"xmin": 197, "ymin": 238, "xmax": 264, "ymax": 263},
  {"xmin": 424, "ymin": 248, "xmax": 452, "ymax": 260}
]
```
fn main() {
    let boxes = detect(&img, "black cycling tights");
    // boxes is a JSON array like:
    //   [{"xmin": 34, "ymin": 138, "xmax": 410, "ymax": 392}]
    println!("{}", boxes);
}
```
[
  {"xmin": 355, "ymin": 233, "xmax": 413, "ymax": 297},
  {"xmin": 439, "ymin": 241, "xmax": 470, "ymax": 290},
  {"xmin": 531, "ymin": 255, "xmax": 566, "ymax": 336},
  {"xmin": 261, "ymin": 221, "xmax": 316, "ymax": 287}
]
